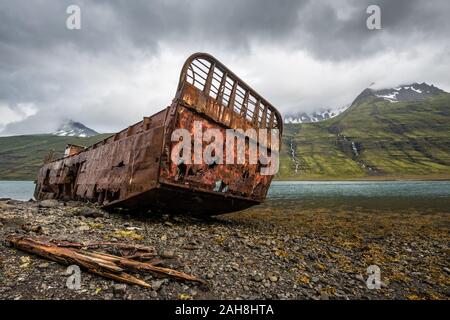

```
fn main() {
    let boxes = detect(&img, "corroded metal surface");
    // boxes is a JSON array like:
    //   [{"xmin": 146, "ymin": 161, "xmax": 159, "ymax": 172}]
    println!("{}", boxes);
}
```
[{"xmin": 34, "ymin": 53, "xmax": 283, "ymax": 215}]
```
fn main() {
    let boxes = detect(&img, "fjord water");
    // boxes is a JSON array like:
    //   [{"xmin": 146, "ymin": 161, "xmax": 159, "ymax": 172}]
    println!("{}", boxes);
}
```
[
  {"xmin": 268, "ymin": 181, "xmax": 450, "ymax": 198},
  {"xmin": 266, "ymin": 181, "xmax": 450, "ymax": 210},
  {"xmin": 0, "ymin": 181, "xmax": 36, "ymax": 201},
  {"xmin": 1, "ymin": 180, "xmax": 450, "ymax": 210}
]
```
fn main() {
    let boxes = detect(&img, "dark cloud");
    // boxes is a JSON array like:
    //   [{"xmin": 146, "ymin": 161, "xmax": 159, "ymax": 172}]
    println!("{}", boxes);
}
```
[
  {"xmin": 0, "ymin": 0, "xmax": 449, "ymax": 135},
  {"xmin": 4, "ymin": 0, "xmax": 448, "ymax": 60},
  {"xmin": 0, "ymin": 0, "xmax": 450, "ymax": 58}
]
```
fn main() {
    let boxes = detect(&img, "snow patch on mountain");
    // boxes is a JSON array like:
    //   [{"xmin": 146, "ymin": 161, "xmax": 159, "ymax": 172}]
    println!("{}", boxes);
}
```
[
  {"xmin": 375, "ymin": 91, "xmax": 399, "ymax": 103},
  {"xmin": 283, "ymin": 82, "xmax": 445, "ymax": 125},
  {"xmin": 53, "ymin": 120, "xmax": 98, "ymax": 137},
  {"xmin": 284, "ymin": 105, "xmax": 349, "ymax": 124},
  {"xmin": 374, "ymin": 82, "xmax": 443, "ymax": 103}
]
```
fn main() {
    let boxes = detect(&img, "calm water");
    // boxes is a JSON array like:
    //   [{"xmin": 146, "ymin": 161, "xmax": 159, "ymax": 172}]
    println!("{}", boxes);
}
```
[
  {"xmin": 1, "ymin": 180, "xmax": 450, "ymax": 209},
  {"xmin": 268, "ymin": 180, "xmax": 450, "ymax": 199},
  {"xmin": 266, "ymin": 181, "xmax": 450, "ymax": 210},
  {"xmin": 0, "ymin": 181, "xmax": 36, "ymax": 201}
]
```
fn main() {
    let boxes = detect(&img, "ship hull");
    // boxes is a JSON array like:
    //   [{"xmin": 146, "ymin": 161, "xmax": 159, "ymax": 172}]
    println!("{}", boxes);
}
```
[{"xmin": 34, "ymin": 53, "xmax": 282, "ymax": 215}]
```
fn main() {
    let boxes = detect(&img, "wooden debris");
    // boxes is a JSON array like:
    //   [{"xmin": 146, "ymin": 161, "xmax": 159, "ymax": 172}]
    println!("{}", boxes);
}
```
[
  {"xmin": 5, "ymin": 235, "xmax": 205, "ymax": 287},
  {"xmin": 48, "ymin": 240, "xmax": 157, "ymax": 260}
]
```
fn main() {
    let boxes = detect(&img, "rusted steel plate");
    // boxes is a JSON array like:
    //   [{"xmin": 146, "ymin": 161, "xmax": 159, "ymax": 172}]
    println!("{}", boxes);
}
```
[{"xmin": 159, "ymin": 104, "xmax": 272, "ymax": 202}]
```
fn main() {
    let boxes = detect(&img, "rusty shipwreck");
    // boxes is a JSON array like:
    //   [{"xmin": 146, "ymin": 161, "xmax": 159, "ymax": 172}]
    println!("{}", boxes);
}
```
[{"xmin": 34, "ymin": 53, "xmax": 283, "ymax": 215}]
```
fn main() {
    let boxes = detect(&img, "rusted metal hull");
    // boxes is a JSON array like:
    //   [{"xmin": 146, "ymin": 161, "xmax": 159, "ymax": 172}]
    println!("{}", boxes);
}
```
[{"xmin": 34, "ymin": 53, "xmax": 283, "ymax": 215}]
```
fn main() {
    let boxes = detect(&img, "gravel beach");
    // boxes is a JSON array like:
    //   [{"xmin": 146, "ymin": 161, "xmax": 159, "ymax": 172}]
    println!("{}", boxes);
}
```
[{"xmin": 0, "ymin": 198, "xmax": 449, "ymax": 300}]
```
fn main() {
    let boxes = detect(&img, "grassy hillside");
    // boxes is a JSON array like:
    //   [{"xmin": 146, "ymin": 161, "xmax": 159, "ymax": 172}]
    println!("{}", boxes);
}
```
[
  {"xmin": 277, "ymin": 92, "xmax": 450, "ymax": 180},
  {"xmin": 1, "ymin": 92, "xmax": 450, "ymax": 181},
  {"xmin": 0, "ymin": 134, "xmax": 110, "ymax": 180}
]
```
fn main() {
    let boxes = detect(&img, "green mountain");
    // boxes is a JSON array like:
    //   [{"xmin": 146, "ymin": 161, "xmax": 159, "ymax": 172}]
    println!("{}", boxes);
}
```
[
  {"xmin": 0, "ymin": 134, "xmax": 110, "ymax": 180},
  {"xmin": 1, "ymin": 83, "xmax": 449, "ymax": 181},
  {"xmin": 277, "ymin": 83, "xmax": 450, "ymax": 180}
]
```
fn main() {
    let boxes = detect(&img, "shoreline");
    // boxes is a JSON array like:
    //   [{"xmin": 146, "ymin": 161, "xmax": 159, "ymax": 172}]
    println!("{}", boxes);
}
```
[
  {"xmin": 274, "ymin": 177, "xmax": 450, "ymax": 182},
  {"xmin": 2, "ymin": 178, "xmax": 450, "ymax": 182},
  {"xmin": 1, "ymin": 198, "xmax": 448, "ymax": 300},
  {"xmin": 2, "ymin": 180, "xmax": 450, "ymax": 203}
]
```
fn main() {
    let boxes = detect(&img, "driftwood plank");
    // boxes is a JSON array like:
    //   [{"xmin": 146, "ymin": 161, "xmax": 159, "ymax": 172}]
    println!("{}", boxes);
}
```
[
  {"xmin": 6, "ymin": 235, "xmax": 150, "ymax": 287},
  {"xmin": 5, "ymin": 235, "xmax": 205, "ymax": 287}
]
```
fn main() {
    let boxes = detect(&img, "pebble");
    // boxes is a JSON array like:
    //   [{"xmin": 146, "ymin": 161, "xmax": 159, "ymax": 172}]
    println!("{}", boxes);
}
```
[
  {"xmin": 39, "ymin": 200, "xmax": 60, "ymax": 208},
  {"xmin": 308, "ymin": 252, "xmax": 318, "ymax": 260},
  {"xmin": 320, "ymin": 293, "xmax": 329, "ymax": 300},
  {"xmin": 78, "ymin": 207, "xmax": 103, "ymax": 218},
  {"xmin": 113, "ymin": 284, "xmax": 127, "ymax": 295},
  {"xmin": 104, "ymin": 293, "xmax": 114, "ymax": 300},
  {"xmin": 267, "ymin": 273, "xmax": 278, "ymax": 282},
  {"xmin": 189, "ymin": 289, "xmax": 197, "ymax": 296},
  {"xmin": 151, "ymin": 279, "xmax": 166, "ymax": 291},
  {"xmin": 78, "ymin": 225, "xmax": 90, "ymax": 231},
  {"xmin": 160, "ymin": 249, "xmax": 175, "ymax": 259},
  {"xmin": 251, "ymin": 274, "xmax": 263, "ymax": 282}
]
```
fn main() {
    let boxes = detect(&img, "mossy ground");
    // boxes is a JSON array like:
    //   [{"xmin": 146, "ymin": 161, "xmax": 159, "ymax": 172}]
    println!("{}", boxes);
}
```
[{"xmin": 226, "ymin": 198, "xmax": 450, "ymax": 299}]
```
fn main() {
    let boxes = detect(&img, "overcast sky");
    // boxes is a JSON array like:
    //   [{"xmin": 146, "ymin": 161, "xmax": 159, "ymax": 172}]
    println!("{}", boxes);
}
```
[{"xmin": 0, "ymin": 0, "xmax": 449, "ymax": 135}]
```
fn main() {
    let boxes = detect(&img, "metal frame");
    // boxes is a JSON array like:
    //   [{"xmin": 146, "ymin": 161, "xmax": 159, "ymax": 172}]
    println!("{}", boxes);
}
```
[{"xmin": 176, "ymin": 53, "xmax": 283, "ymax": 133}]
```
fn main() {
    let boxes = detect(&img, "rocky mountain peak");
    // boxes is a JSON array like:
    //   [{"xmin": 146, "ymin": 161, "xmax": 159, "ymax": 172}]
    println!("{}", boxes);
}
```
[
  {"xmin": 371, "ymin": 82, "xmax": 445, "ymax": 103},
  {"xmin": 53, "ymin": 120, "xmax": 98, "ymax": 137}
]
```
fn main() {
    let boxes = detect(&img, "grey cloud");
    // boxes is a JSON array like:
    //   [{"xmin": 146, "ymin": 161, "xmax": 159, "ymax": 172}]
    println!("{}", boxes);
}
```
[
  {"xmin": 0, "ymin": 0, "xmax": 449, "ymax": 135},
  {"xmin": 2, "ymin": 0, "xmax": 449, "ymax": 58},
  {"xmin": 290, "ymin": 0, "xmax": 450, "ymax": 60}
]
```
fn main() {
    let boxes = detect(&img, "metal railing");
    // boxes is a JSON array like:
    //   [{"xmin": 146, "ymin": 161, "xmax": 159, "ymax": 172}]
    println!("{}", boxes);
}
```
[{"xmin": 177, "ymin": 53, "xmax": 283, "ymax": 132}]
